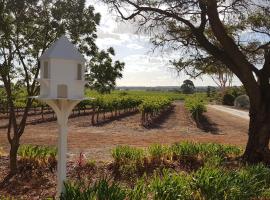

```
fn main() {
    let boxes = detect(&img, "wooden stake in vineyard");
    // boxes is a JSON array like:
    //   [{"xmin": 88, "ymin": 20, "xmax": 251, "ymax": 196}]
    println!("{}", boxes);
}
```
[{"xmin": 32, "ymin": 35, "xmax": 90, "ymax": 198}]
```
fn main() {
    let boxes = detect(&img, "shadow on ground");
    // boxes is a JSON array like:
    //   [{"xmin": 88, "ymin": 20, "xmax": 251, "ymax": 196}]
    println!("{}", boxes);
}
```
[
  {"xmin": 94, "ymin": 110, "xmax": 139, "ymax": 126},
  {"xmin": 145, "ymin": 105, "xmax": 175, "ymax": 129},
  {"xmin": 197, "ymin": 114, "xmax": 220, "ymax": 134}
]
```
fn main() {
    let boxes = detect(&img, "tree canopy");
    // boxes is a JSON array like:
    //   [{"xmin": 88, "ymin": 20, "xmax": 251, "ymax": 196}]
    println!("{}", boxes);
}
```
[
  {"xmin": 88, "ymin": 47, "xmax": 125, "ymax": 94},
  {"xmin": 181, "ymin": 79, "xmax": 195, "ymax": 94}
]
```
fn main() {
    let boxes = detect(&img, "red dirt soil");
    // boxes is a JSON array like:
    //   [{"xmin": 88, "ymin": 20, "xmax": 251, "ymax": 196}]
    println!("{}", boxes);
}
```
[{"xmin": 0, "ymin": 102, "xmax": 249, "ymax": 161}]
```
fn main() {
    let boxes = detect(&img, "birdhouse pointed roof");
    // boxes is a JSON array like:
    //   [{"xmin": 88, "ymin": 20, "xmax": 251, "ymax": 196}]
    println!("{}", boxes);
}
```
[{"xmin": 40, "ymin": 35, "xmax": 85, "ymax": 62}]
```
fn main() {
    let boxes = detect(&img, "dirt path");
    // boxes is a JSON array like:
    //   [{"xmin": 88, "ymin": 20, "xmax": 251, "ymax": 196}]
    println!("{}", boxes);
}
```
[
  {"xmin": 0, "ymin": 102, "xmax": 249, "ymax": 161},
  {"xmin": 208, "ymin": 105, "xmax": 249, "ymax": 120}
]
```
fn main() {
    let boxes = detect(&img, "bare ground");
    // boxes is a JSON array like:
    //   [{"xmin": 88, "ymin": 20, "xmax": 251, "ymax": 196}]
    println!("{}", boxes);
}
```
[{"xmin": 0, "ymin": 101, "xmax": 249, "ymax": 161}]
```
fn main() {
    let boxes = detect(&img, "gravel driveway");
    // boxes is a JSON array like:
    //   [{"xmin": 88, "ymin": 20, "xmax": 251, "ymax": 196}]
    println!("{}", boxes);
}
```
[{"xmin": 208, "ymin": 105, "xmax": 249, "ymax": 120}]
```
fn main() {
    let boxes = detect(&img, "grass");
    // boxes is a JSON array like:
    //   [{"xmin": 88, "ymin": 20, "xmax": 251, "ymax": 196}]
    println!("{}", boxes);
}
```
[
  {"xmin": 4, "ymin": 142, "xmax": 269, "ymax": 199},
  {"xmin": 0, "ymin": 196, "xmax": 15, "ymax": 200},
  {"xmin": 148, "ymin": 144, "xmax": 170, "ymax": 162},
  {"xmin": 17, "ymin": 144, "xmax": 57, "ymax": 169},
  {"xmin": 112, "ymin": 145, "xmax": 144, "ymax": 164},
  {"xmin": 150, "ymin": 170, "xmax": 193, "ymax": 200},
  {"xmin": 61, "ymin": 178, "xmax": 126, "ymax": 200},
  {"xmin": 63, "ymin": 142, "xmax": 270, "ymax": 200},
  {"xmin": 111, "ymin": 145, "xmax": 145, "ymax": 177},
  {"xmin": 193, "ymin": 164, "xmax": 270, "ymax": 200}
]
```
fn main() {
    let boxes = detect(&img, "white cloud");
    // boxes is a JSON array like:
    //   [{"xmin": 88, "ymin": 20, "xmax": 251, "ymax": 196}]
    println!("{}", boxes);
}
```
[{"xmin": 126, "ymin": 43, "xmax": 144, "ymax": 50}]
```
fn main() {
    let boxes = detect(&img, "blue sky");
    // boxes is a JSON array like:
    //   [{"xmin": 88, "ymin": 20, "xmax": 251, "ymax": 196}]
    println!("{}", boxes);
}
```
[{"xmin": 90, "ymin": 1, "xmax": 242, "ymax": 87}]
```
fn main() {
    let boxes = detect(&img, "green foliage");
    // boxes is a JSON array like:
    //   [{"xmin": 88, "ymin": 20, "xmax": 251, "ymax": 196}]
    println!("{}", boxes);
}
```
[
  {"xmin": 148, "ymin": 144, "xmax": 170, "ymax": 161},
  {"xmin": 18, "ymin": 145, "xmax": 57, "ymax": 159},
  {"xmin": 222, "ymin": 93, "xmax": 235, "ymax": 106},
  {"xmin": 184, "ymin": 95, "xmax": 207, "ymax": 120},
  {"xmin": 0, "ymin": 196, "xmax": 15, "ymax": 200},
  {"xmin": 112, "ymin": 145, "xmax": 144, "ymax": 164},
  {"xmin": 193, "ymin": 164, "xmax": 270, "ymax": 200},
  {"xmin": 234, "ymin": 95, "xmax": 250, "ymax": 109},
  {"xmin": 18, "ymin": 144, "xmax": 57, "ymax": 168},
  {"xmin": 7, "ymin": 142, "xmax": 270, "ymax": 200},
  {"xmin": 88, "ymin": 48, "xmax": 125, "ymax": 94},
  {"xmin": 128, "ymin": 178, "xmax": 149, "ymax": 200},
  {"xmin": 170, "ymin": 141, "xmax": 200, "ymax": 159},
  {"xmin": 151, "ymin": 170, "xmax": 193, "ymax": 200},
  {"xmin": 61, "ymin": 179, "xmax": 126, "ymax": 200},
  {"xmin": 86, "ymin": 159, "xmax": 96, "ymax": 169},
  {"xmin": 226, "ymin": 86, "xmax": 246, "ymax": 98},
  {"xmin": 84, "ymin": 90, "xmax": 184, "ymax": 125},
  {"xmin": 139, "ymin": 97, "xmax": 172, "ymax": 114},
  {"xmin": 86, "ymin": 95, "xmax": 142, "ymax": 115},
  {"xmin": 112, "ymin": 145, "xmax": 145, "ymax": 177},
  {"xmin": 222, "ymin": 86, "xmax": 246, "ymax": 106},
  {"xmin": 180, "ymin": 79, "xmax": 195, "ymax": 94},
  {"xmin": 198, "ymin": 143, "xmax": 242, "ymax": 158}
]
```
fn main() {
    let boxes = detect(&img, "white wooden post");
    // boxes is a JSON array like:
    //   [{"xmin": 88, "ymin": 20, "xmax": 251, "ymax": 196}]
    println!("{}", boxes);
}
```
[
  {"xmin": 45, "ymin": 99, "xmax": 80, "ymax": 198},
  {"xmin": 56, "ymin": 112, "xmax": 68, "ymax": 197}
]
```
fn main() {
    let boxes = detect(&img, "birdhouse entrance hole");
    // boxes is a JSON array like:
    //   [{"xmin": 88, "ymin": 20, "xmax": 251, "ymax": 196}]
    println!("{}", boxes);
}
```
[{"xmin": 57, "ymin": 84, "xmax": 68, "ymax": 98}]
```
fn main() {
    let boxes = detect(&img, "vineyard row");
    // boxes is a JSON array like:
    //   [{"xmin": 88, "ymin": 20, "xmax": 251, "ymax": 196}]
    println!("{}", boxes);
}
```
[{"xmin": 0, "ymin": 96, "xmax": 174, "ymax": 128}]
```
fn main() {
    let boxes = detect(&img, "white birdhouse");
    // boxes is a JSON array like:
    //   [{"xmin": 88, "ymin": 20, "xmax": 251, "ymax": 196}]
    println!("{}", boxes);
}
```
[
  {"xmin": 38, "ymin": 35, "xmax": 87, "ymax": 100},
  {"xmin": 33, "ymin": 35, "xmax": 91, "ymax": 197}
]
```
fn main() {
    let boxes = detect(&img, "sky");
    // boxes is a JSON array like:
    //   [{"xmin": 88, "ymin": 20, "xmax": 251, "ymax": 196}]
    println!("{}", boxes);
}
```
[{"xmin": 89, "ymin": 1, "xmax": 242, "ymax": 87}]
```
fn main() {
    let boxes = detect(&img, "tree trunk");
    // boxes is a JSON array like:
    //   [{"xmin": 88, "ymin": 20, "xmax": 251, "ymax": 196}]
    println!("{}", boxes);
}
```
[
  {"xmin": 9, "ymin": 141, "xmax": 19, "ymax": 173},
  {"xmin": 91, "ymin": 108, "xmax": 96, "ymax": 125},
  {"xmin": 243, "ymin": 103, "xmax": 270, "ymax": 164}
]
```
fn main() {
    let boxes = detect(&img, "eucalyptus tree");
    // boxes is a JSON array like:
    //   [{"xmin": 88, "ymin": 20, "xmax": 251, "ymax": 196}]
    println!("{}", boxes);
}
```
[
  {"xmin": 174, "ymin": 57, "xmax": 234, "ymax": 92},
  {"xmin": 0, "ymin": 0, "xmax": 116, "ymax": 174},
  {"xmin": 88, "ymin": 47, "xmax": 125, "ymax": 94},
  {"xmin": 181, "ymin": 79, "xmax": 195, "ymax": 94},
  {"xmin": 102, "ymin": 0, "xmax": 270, "ymax": 163}
]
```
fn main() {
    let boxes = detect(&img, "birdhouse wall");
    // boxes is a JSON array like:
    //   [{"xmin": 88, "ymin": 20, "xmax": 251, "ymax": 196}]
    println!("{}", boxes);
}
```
[
  {"xmin": 40, "ymin": 82, "xmax": 50, "ymax": 97},
  {"xmin": 48, "ymin": 59, "xmax": 85, "ymax": 99},
  {"xmin": 39, "ymin": 60, "xmax": 51, "ymax": 98}
]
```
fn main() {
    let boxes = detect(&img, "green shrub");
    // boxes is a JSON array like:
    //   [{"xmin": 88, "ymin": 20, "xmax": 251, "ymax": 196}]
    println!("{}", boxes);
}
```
[
  {"xmin": 221, "ymin": 86, "xmax": 246, "ymax": 106},
  {"xmin": 170, "ymin": 141, "xmax": 200, "ymax": 160},
  {"xmin": 18, "ymin": 144, "xmax": 57, "ymax": 159},
  {"xmin": 18, "ymin": 144, "xmax": 57, "ymax": 168},
  {"xmin": 112, "ymin": 146, "xmax": 145, "ymax": 177},
  {"xmin": 128, "ymin": 178, "xmax": 149, "ymax": 200},
  {"xmin": 198, "ymin": 143, "xmax": 241, "ymax": 159},
  {"xmin": 226, "ymin": 86, "xmax": 246, "ymax": 98},
  {"xmin": 0, "ymin": 196, "xmax": 15, "ymax": 200},
  {"xmin": 193, "ymin": 164, "xmax": 270, "ymax": 200},
  {"xmin": 151, "ymin": 170, "xmax": 193, "ymax": 200},
  {"xmin": 193, "ymin": 167, "xmax": 236, "ymax": 200},
  {"xmin": 112, "ymin": 145, "xmax": 144, "ymax": 164},
  {"xmin": 94, "ymin": 179, "xmax": 126, "ymax": 200},
  {"xmin": 234, "ymin": 94, "xmax": 250, "ymax": 109},
  {"xmin": 184, "ymin": 96, "xmax": 206, "ymax": 121},
  {"xmin": 222, "ymin": 93, "xmax": 235, "ymax": 106},
  {"xmin": 61, "ymin": 179, "xmax": 126, "ymax": 200},
  {"xmin": 86, "ymin": 159, "xmax": 96, "ymax": 169},
  {"xmin": 148, "ymin": 144, "xmax": 170, "ymax": 161}
]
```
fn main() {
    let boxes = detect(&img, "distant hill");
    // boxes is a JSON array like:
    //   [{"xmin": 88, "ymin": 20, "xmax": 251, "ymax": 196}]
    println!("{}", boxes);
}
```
[{"xmin": 116, "ymin": 86, "xmax": 218, "ymax": 92}]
